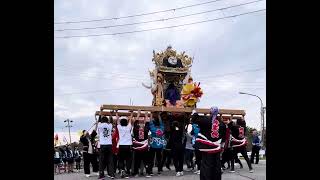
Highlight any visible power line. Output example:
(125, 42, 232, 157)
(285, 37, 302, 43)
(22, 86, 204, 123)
(55, 84, 264, 96)
(196, 67, 265, 79)
(55, 0, 264, 32)
(55, 9, 266, 39)
(55, 68, 147, 81)
(55, 67, 266, 96)
(54, 0, 226, 24)
(55, 67, 147, 78)
(54, 64, 148, 78)
(55, 66, 265, 82)
(55, 86, 141, 96)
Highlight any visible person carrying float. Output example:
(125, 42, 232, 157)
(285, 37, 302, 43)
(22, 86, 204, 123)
(195, 107, 226, 180)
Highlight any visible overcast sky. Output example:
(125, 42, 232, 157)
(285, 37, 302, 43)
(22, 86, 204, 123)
(54, 0, 266, 133)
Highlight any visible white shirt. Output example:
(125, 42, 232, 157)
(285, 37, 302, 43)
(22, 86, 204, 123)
(98, 123, 113, 145)
(117, 124, 133, 145)
(88, 138, 93, 154)
(55, 152, 60, 158)
(69, 150, 73, 157)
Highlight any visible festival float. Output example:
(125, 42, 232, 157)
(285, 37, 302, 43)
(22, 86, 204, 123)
(95, 46, 245, 122)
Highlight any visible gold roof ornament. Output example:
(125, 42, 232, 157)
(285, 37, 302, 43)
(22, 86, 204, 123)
(152, 45, 193, 73)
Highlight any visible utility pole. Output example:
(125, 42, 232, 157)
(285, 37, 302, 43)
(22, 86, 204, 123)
(239, 92, 265, 149)
(64, 119, 73, 144)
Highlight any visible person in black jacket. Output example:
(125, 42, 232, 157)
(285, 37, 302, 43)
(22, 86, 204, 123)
(66, 145, 75, 173)
(132, 111, 151, 177)
(171, 119, 187, 177)
(80, 130, 99, 177)
(230, 118, 253, 173)
(190, 112, 201, 174)
(60, 146, 68, 173)
(221, 117, 243, 170)
(160, 113, 173, 171)
(195, 107, 226, 180)
(74, 147, 82, 172)
(54, 147, 62, 174)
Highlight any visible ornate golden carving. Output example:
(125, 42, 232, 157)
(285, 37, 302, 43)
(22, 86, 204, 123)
(152, 45, 193, 71)
(158, 66, 189, 73)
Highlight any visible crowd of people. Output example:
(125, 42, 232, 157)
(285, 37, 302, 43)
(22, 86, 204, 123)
(54, 108, 261, 180)
(54, 145, 82, 174)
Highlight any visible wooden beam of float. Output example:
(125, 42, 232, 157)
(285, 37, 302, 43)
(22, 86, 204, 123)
(96, 111, 139, 117)
(95, 111, 244, 119)
(99, 105, 245, 116)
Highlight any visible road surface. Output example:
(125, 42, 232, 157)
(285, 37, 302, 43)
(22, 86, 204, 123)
(54, 160, 265, 180)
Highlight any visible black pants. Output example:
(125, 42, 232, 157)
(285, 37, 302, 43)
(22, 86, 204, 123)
(75, 158, 81, 170)
(200, 152, 221, 180)
(172, 146, 184, 172)
(118, 145, 132, 174)
(231, 146, 252, 170)
(133, 150, 150, 175)
(99, 145, 114, 177)
(235, 156, 243, 167)
(251, 145, 260, 164)
(160, 149, 172, 168)
(195, 149, 202, 170)
(221, 149, 232, 168)
(113, 154, 119, 174)
(83, 152, 98, 175)
(148, 148, 163, 173)
(185, 149, 194, 169)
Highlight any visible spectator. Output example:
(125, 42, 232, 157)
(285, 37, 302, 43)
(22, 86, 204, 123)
(74, 147, 82, 172)
(80, 130, 99, 178)
(54, 147, 62, 174)
(66, 145, 75, 173)
(60, 146, 68, 173)
(251, 130, 261, 164)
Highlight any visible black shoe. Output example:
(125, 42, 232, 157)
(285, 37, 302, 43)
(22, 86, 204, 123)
(255, 162, 259, 164)
(120, 170, 125, 178)
(98, 175, 105, 180)
(107, 174, 115, 179)
(166, 164, 171, 170)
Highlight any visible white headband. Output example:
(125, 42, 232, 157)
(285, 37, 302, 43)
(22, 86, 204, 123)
(191, 110, 197, 115)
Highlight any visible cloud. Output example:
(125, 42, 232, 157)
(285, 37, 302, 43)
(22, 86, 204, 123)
(54, 0, 266, 131)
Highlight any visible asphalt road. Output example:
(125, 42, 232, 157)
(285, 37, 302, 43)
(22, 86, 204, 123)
(54, 160, 265, 180)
